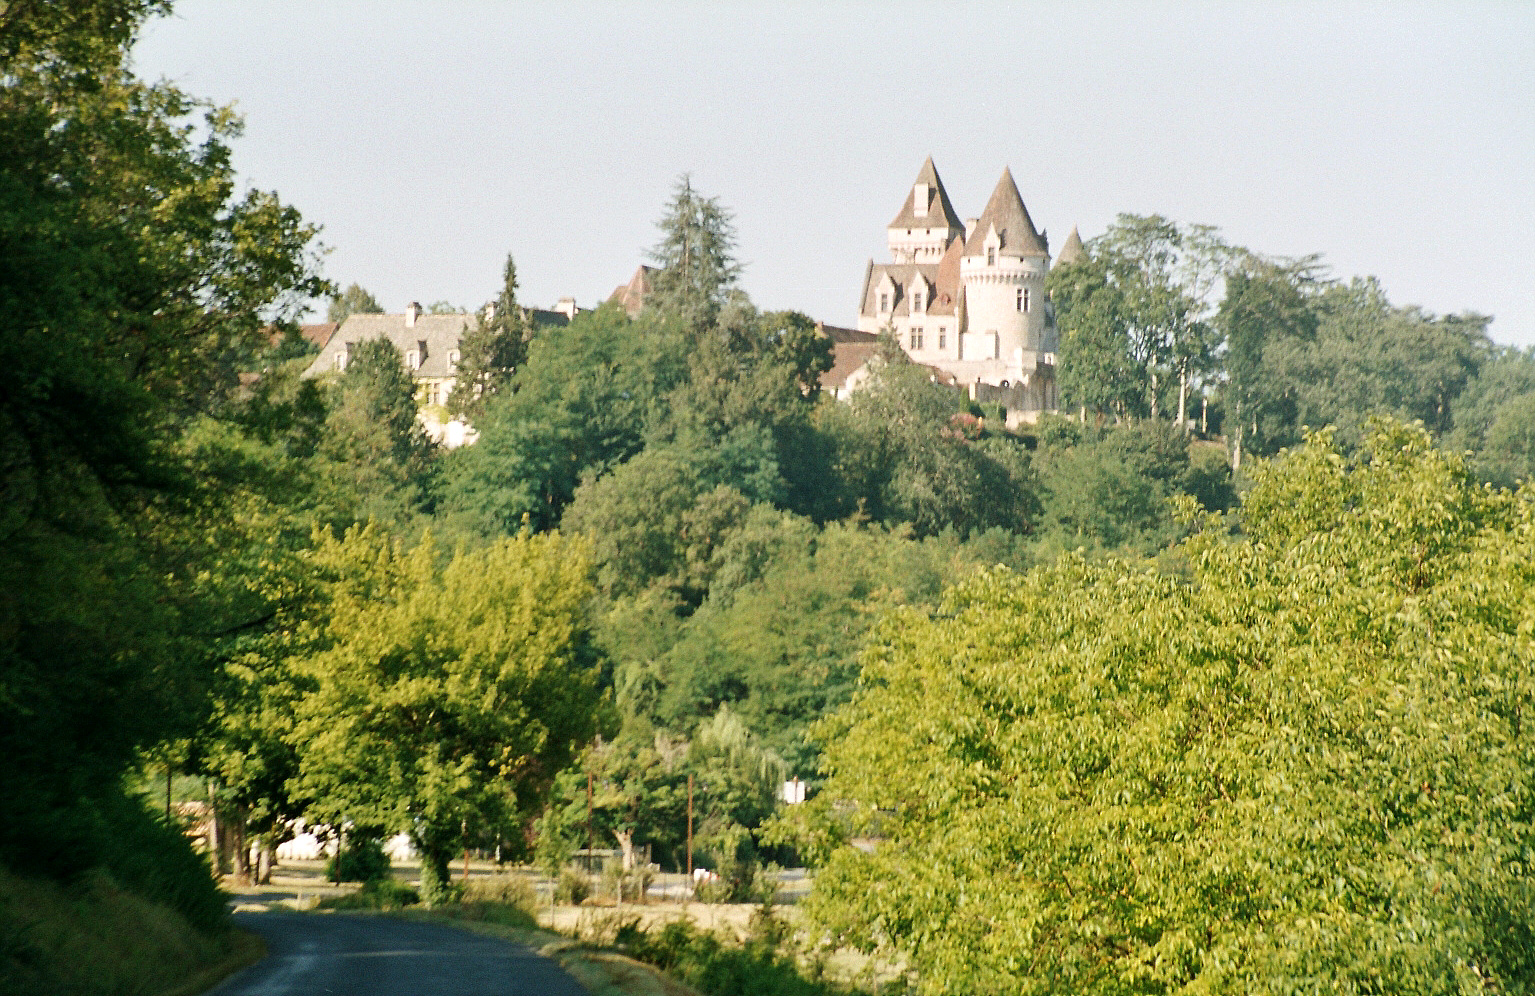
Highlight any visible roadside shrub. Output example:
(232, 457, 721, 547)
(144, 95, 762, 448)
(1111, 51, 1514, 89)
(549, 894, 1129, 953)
(463, 874, 538, 916)
(324, 832, 391, 884)
(317, 878, 419, 911)
(555, 868, 590, 904)
(622, 920, 838, 996)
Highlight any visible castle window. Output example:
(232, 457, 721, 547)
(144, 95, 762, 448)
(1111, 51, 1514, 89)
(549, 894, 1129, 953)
(912, 291, 923, 313)
(1023, 288, 1031, 312)
(406, 350, 420, 370)
(333, 352, 346, 371)
(987, 248, 996, 266)
(938, 329, 947, 350)
(879, 292, 889, 312)
(910, 328, 924, 350)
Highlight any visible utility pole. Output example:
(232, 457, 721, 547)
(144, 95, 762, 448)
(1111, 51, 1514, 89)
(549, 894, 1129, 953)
(586, 770, 594, 873)
(686, 774, 694, 880)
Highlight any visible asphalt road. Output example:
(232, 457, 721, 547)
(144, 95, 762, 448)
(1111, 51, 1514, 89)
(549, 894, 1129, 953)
(209, 913, 591, 995)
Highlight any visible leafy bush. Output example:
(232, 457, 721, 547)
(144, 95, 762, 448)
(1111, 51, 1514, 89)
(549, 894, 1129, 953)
(621, 920, 843, 996)
(317, 877, 419, 911)
(324, 832, 392, 884)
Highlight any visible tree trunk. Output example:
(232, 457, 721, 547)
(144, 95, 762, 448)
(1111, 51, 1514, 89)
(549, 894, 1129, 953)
(1232, 400, 1243, 472)
(206, 782, 222, 877)
(233, 809, 251, 886)
(1149, 371, 1159, 421)
(417, 839, 454, 907)
(1177, 364, 1189, 433)
(614, 829, 636, 872)
(257, 839, 274, 885)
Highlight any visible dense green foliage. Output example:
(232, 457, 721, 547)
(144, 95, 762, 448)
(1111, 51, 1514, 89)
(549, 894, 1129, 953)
(0, 0, 325, 929)
(796, 422, 1535, 993)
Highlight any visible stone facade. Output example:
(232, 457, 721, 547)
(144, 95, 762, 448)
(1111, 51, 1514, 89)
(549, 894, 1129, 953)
(858, 158, 1060, 426)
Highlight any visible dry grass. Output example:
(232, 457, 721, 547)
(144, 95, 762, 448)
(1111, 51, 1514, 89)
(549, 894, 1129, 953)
(0, 864, 260, 996)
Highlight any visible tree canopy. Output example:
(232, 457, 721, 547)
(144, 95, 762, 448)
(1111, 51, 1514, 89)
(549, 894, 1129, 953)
(796, 420, 1535, 994)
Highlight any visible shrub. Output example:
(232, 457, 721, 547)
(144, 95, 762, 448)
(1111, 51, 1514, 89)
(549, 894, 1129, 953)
(555, 868, 590, 904)
(621, 920, 840, 996)
(317, 878, 419, 911)
(462, 874, 539, 915)
(324, 832, 392, 884)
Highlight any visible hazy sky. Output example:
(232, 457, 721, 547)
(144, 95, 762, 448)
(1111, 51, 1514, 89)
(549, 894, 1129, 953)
(134, 2, 1534, 346)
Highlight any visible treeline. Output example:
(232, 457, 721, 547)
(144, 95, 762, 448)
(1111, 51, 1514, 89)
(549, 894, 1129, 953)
(1050, 215, 1535, 484)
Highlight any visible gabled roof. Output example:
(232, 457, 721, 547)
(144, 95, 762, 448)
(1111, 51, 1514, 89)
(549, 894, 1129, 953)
(1056, 226, 1086, 267)
(963, 168, 1048, 258)
(303, 311, 478, 381)
(887, 157, 965, 233)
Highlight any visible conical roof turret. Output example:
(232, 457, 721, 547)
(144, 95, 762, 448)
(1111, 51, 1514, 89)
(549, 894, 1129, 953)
(888, 156, 965, 232)
(962, 167, 1048, 258)
(1055, 225, 1085, 266)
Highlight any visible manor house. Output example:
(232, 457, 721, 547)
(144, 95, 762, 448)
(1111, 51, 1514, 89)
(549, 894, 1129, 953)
(857, 158, 1072, 424)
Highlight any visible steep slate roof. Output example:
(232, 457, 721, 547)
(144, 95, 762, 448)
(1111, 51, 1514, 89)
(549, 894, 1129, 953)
(859, 262, 949, 317)
(887, 156, 965, 233)
(1056, 226, 1086, 266)
(963, 168, 1048, 258)
(303, 312, 478, 381)
(608, 264, 654, 317)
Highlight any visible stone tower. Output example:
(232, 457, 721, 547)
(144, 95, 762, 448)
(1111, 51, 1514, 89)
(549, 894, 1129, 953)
(957, 168, 1051, 371)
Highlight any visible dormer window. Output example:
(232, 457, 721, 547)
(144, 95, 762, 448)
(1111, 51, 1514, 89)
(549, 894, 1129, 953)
(912, 291, 924, 313)
(406, 350, 420, 370)
(987, 248, 996, 266)
(880, 292, 890, 312)
(448, 349, 460, 370)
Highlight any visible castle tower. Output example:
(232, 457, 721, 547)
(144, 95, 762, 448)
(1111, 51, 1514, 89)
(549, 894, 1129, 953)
(957, 168, 1050, 373)
(1056, 225, 1086, 267)
(886, 157, 965, 264)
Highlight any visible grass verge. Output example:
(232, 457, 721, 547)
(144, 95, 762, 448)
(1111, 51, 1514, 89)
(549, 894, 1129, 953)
(0, 864, 262, 996)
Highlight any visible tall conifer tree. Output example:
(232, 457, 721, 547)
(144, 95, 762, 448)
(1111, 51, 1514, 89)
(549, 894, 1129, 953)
(645, 174, 741, 329)
(448, 253, 528, 419)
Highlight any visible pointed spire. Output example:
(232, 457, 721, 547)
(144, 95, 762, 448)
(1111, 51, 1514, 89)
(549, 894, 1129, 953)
(963, 167, 1047, 258)
(888, 156, 964, 232)
(1056, 226, 1085, 267)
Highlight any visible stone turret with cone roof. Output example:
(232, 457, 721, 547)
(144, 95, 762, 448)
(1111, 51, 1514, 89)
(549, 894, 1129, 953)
(887, 156, 966, 264)
(855, 159, 1061, 425)
(1056, 226, 1086, 267)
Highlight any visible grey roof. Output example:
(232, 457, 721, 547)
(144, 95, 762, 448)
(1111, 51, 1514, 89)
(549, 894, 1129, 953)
(887, 157, 965, 234)
(963, 168, 1048, 258)
(303, 311, 478, 381)
(859, 262, 956, 318)
(1056, 226, 1086, 267)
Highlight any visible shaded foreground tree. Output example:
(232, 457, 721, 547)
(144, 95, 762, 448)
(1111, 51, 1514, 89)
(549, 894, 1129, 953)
(793, 420, 1535, 994)
(0, 0, 326, 891)
(289, 527, 601, 905)
(447, 253, 529, 420)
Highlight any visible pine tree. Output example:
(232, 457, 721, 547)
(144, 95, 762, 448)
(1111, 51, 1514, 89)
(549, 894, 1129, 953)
(645, 174, 741, 329)
(447, 253, 528, 420)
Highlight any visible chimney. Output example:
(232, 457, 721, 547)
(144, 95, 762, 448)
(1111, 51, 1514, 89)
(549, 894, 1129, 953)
(405, 301, 421, 328)
(483, 301, 496, 323)
(912, 182, 929, 217)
